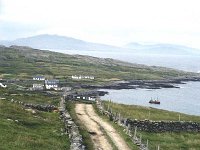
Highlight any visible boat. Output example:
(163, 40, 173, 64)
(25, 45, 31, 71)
(149, 98, 160, 104)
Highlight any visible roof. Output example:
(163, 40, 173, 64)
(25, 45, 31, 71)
(45, 80, 59, 85)
(33, 75, 45, 78)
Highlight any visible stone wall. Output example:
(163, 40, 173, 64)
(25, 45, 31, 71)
(8, 98, 57, 112)
(96, 100, 149, 150)
(97, 101, 200, 133)
(23, 103, 57, 112)
(59, 98, 85, 150)
(125, 119, 200, 132)
(2, 95, 85, 149)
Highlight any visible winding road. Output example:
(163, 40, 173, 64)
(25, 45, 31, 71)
(75, 103, 131, 150)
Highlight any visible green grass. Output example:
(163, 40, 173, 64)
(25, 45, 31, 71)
(139, 131, 200, 150)
(0, 87, 70, 150)
(103, 101, 200, 122)
(0, 46, 196, 84)
(0, 100, 70, 150)
(102, 101, 200, 150)
(0, 86, 60, 105)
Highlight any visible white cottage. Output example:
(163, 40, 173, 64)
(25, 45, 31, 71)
(72, 75, 94, 80)
(0, 83, 7, 88)
(45, 80, 59, 90)
(33, 76, 45, 81)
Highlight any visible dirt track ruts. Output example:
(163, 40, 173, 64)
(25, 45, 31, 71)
(75, 103, 131, 150)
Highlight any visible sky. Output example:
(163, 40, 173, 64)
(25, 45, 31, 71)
(0, 0, 200, 48)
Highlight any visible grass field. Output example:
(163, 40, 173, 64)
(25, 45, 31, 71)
(0, 46, 195, 84)
(103, 101, 200, 122)
(0, 88, 70, 150)
(102, 101, 200, 150)
(1, 46, 200, 150)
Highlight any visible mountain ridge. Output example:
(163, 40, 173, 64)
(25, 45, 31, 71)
(1, 34, 124, 52)
(1, 34, 200, 55)
(124, 42, 200, 55)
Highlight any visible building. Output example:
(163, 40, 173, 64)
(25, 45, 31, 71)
(32, 84, 44, 90)
(45, 79, 59, 90)
(33, 75, 45, 81)
(0, 83, 7, 88)
(72, 75, 94, 80)
(61, 87, 72, 92)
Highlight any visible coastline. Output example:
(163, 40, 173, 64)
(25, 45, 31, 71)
(80, 76, 200, 90)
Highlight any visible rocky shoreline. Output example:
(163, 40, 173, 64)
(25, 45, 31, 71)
(66, 77, 200, 98)
(81, 76, 200, 90)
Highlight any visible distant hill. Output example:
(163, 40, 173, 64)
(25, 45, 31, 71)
(0, 34, 124, 52)
(1, 34, 200, 55)
(0, 45, 195, 81)
(124, 43, 200, 55)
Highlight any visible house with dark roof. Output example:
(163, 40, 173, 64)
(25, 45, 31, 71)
(0, 83, 7, 88)
(33, 75, 45, 81)
(45, 79, 59, 90)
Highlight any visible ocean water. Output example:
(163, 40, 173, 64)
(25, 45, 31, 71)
(59, 50, 200, 115)
(57, 50, 200, 72)
(100, 81, 200, 116)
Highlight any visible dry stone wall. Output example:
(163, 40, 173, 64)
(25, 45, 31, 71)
(125, 119, 200, 132)
(59, 98, 85, 150)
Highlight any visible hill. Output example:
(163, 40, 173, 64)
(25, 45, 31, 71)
(1, 34, 200, 56)
(0, 34, 124, 52)
(0, 46, 196, 83)
(124, 43, 200, 55)
(0, 87, 70, 150)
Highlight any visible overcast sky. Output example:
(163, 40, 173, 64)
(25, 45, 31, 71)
(0, 0, 200, 48)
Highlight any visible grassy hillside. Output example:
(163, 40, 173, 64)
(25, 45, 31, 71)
(0, 46, 195, 83)
(0, 88, 69, 150)
(103, 101, 200, 122)
(102, 101, 200, 150)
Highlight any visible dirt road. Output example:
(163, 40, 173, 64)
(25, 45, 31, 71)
(75, 103, 131, 150)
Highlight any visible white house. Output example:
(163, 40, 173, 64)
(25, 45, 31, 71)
(88, 97, 96, 101)
(72, 75, 94, 80)
(0, 83, 7, 88)
(45, 80, 59, 90)
(71, 75, 80, 79)
(33, 75, 45, 81)
(32, 84, 44, 90)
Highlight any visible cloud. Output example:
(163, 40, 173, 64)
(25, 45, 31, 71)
(1, 0, 200, 48)
(0, 21, 45, 40)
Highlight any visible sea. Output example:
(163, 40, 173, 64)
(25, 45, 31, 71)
(100, 81, 200, 116)
(58, 49, 200, 116)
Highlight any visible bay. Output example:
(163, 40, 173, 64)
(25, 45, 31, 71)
(56, 49, 200, 72)
(57, 49, 200, 115)
(100, 81, 200, 116)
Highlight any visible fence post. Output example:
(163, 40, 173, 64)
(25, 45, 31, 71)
(134, 126, 137, 139)
(126, 123, 129, 134)
(148, 111, 151, 120)
(118, 113, 121, 125)
(107, 104, 110, 112)
(110, 108, 112, 114)
(139, 134, 142, 144)
(157, 145, 160, 150)
(146, 139, 149, 150)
